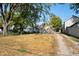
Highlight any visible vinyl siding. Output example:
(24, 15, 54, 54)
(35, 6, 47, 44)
(67, 23, 79, 37)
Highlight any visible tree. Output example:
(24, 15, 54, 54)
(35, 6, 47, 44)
(49, 15, 62, 32)
(19, 4, 51, 31)
(13, 4, 51, 34)
(12, 15, 29, 34)
(70, 3, 79, 14)
(0, 3, 16, 35)
(0, 3, 51, 35)
(0, 19, 2, 29)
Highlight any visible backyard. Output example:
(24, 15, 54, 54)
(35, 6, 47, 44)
(0, 3, 79, 56)
(0, 33, 79, 56)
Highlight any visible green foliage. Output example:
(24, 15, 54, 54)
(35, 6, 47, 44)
(18, 3, 51, 27)
(17, 49, 27, 52)
(0, 20, 2, 27)
(0, 3, 52, 35)
(12, 4, 51, 34)
(70, 3, 79, 14)
(49, 15, 62, 29)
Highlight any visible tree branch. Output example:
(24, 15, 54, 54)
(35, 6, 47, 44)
(0, 4, 5, 20)
(6, 3, 17, 23)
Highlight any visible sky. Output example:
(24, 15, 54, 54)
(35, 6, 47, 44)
(49, 4, 79, 22)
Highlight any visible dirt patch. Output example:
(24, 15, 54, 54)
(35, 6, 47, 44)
(54, 33, 73, 55)
(61, 34, 79, 55)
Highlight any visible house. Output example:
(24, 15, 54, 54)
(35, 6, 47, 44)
(64, 15, 79, 38)
(38, 23, 54, 33)
(23, 26, 34, 33)
(23, 25, 40, 33)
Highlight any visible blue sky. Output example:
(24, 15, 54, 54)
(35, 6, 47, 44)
(49, 4, 79, 22)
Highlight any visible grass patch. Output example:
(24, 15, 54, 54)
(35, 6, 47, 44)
(17, 49, 27, 52)
(71, 37, 79, 42)
(62, 33, 79, 42)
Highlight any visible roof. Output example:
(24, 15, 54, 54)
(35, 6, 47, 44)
(65, 15, 79, 27)
(67, 22, 79, 28)
(65, 15, 79, 22)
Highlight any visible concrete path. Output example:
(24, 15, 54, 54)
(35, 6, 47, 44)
(54, 33, 73, 55)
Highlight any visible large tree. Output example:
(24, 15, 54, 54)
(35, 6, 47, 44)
(0, 3, 16, 35)
(13, 4, 51, 34)
(0, 3, 51, 35)
(49, 15, 62, 32)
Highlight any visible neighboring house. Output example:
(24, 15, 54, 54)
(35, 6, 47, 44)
(64, 15, 79, 38)
(24, 25, 40, 33)
(24, 26, 34, 33)
(39, 23, 54, 33)
(43, 24, 54, 33)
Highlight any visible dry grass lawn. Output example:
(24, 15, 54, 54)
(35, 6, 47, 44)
(0, 34, 56, 56)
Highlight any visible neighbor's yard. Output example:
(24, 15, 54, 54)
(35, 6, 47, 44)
(0, 34, 56, 56)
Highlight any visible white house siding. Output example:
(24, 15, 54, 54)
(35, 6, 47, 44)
(64, 17, 79, 30)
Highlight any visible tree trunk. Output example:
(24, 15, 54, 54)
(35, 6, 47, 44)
(3, 20, 8, 36)
(19, 25, 24, 34)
